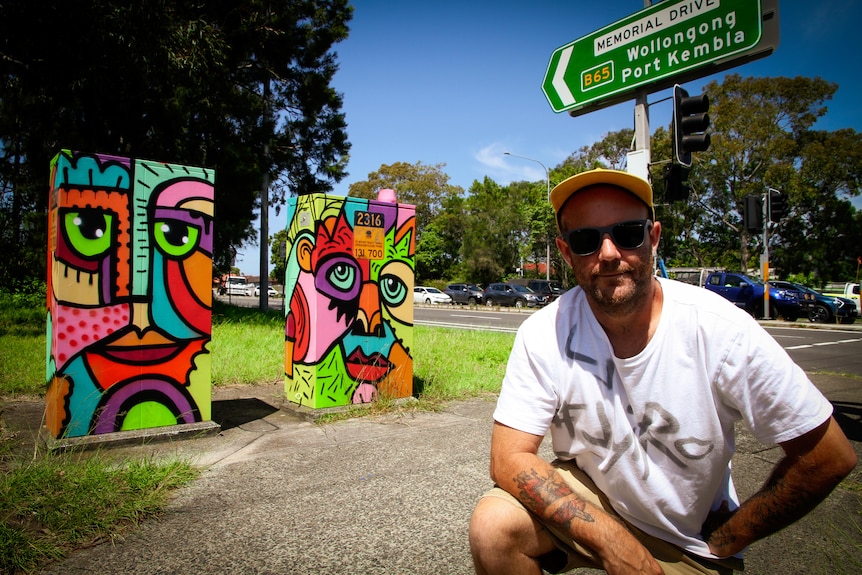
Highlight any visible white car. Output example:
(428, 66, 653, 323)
(222, 277, 254, 296)
(254, 285, 280, 298)
(413, 286, 452, 305)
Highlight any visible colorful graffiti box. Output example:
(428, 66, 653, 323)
(46, 150, 215, 438)
(283, 194, 416, 408)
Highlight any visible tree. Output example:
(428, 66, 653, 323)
(269, 228, 289, 285)
(785, 128, 862, 284)
(686, 74, 860, 280)
(0, 0, 352, 284)
(414, 193, 466, 282)
(348, 161, 464, 282)
(590, 128, 635, 170)
(348, 161, 463, 240)
(505, 179, 551, 279)
(460, 177, 526, 286)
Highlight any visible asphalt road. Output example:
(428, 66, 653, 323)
(414, 304, 862, 376)
(215, 295, 862, 376)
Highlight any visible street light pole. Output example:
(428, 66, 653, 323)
(504, 152, 551, 281)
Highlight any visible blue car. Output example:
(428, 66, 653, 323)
(704, 272, 802, 320)
(769, 281, 859, 324)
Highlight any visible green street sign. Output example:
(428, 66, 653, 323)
(542, 0, 764, 114)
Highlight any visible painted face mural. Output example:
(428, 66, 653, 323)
(283, 194, 415, 408)
(46, 150, 215, 438)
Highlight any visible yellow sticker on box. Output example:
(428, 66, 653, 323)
(353, 211, 385, 260)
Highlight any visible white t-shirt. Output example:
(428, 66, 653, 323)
(494, 277, 832, 559)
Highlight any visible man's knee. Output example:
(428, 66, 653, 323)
(470, 496, 522, 553)
(472, 495, 550, 550)
(470, 495, 559, 574)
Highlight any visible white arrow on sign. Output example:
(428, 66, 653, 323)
(552, 45, 576, 107)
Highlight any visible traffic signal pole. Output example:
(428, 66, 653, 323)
(761, 188, 785, 318)
(626, 0, 652, 182)
(762, 190, 770, 319)
(628, 90, 651, 181)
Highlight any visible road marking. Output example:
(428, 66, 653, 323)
(784, 337, 862, 350)
(414, 320, 518, 333)
(449, 314, 501, 320)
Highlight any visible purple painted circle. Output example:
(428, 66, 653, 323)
(93, 379, 197, 434)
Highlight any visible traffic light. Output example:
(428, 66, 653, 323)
(769, 189, 787, 222)
(673, 84, 711, 167)
(664, 163, 690, 203)
(744, 195, 763, 232)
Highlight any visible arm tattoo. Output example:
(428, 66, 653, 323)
(515, 468, 595, 527)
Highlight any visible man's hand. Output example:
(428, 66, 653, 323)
(704, 417, 856, 557)
(701, 500, 734, 544)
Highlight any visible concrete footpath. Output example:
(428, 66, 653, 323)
(3, 373, 861, 575)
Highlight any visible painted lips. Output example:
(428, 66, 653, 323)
(101, 328, 183, 363)
(345, 348, 391, 382)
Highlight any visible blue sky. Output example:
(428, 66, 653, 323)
(237, 0, 862, 276)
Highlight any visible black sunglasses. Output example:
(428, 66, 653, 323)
(563, 219, 652, 256)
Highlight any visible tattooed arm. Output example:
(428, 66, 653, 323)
(704, 416, 857, 557)
(489, 422, 664, 575)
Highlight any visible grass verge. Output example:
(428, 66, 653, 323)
(0, 452, 198, 575)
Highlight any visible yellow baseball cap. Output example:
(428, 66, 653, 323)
(550, 168, 654, 221)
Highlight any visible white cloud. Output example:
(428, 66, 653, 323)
(475, 142, 550, 185)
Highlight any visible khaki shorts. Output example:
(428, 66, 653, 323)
(481, 461, 744, 574)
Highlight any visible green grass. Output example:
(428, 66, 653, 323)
(210, 301, 287, 385)
(0, 334, 46, 397)
(0, 287, 47, 398)
(0, 453, 199, 574)
(412, 326, 512, 399)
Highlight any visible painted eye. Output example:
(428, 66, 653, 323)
(154, 219, 199, 257)
(327, 262, 356, 292)
(64, 209, 113, 257)
(315, 256, 362, 302)
(379, 274, 408, 307)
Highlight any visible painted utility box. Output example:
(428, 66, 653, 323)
(46, 150, 215, 438)
(283, 193, 415, 408)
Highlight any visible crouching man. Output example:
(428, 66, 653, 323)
(468, 169, 857, 575)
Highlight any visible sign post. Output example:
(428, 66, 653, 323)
(542, 0, 773, 116)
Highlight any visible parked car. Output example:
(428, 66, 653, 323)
(483, 283, 545, 308)
(254, 285, 281, 298)
(444, 283, 485, 305)
(221, 275, 255, 296)
(769, 281, 858, 324)
(507, 278, 565, 303)
(414, 286, 452, 305)
(822, 282, 861, 315)
(704, 272, 802, 320)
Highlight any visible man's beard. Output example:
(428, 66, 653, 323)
(578, 249, 655, 318)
